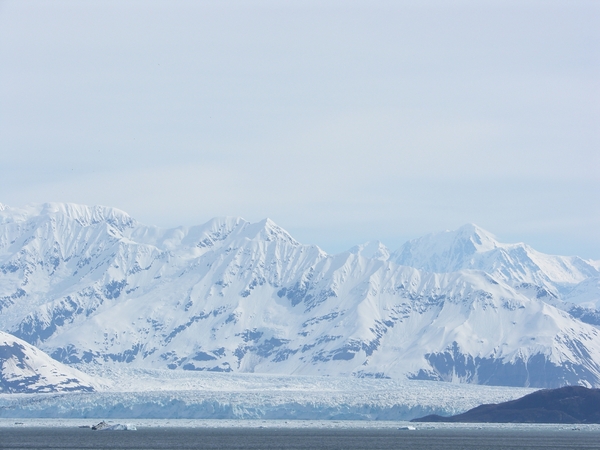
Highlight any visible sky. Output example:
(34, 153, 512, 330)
(1, 0, 598, 257)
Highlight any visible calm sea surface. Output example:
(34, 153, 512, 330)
(1, 427, 600, 450)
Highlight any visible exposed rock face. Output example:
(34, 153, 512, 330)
(412, 385, 600, 423)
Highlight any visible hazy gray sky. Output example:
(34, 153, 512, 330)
(1, 0, 598, 257)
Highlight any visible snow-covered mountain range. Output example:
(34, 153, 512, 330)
(1, 202, 599, 389)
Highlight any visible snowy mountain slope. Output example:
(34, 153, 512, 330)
(389, 224, 600, 307)
(1, 203, 600, 388)
(562, 276, 600, 309)
(0, 330, 97, 393)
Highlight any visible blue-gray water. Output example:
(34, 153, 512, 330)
(1, 428, 600, 450)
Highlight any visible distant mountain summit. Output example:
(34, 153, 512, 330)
(1, 202, 600, 388)
(391, 224, 600, 307)
(391, 224, 500, 272)
(348, 241, 390, 261)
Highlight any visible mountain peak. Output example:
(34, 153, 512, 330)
(389, 224, 598, 291)
(390, 224, 500, 273)
(239, 218, 300, 246)
(453, 223, 499, 252)
(42, 202, 135, 228)
(348, 240, 390, 260)
(1, 202, 136, 230)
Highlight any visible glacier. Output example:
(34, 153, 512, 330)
(1, 202, 600, 391)
(0, 369, 536, 420)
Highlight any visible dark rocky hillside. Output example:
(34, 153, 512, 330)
(412, 386, 600, 423)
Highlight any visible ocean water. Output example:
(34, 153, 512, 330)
(1, 426, 600, 450)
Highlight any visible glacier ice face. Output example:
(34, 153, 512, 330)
(0, 369, 536, 420)
(1, 203, 600, 388)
